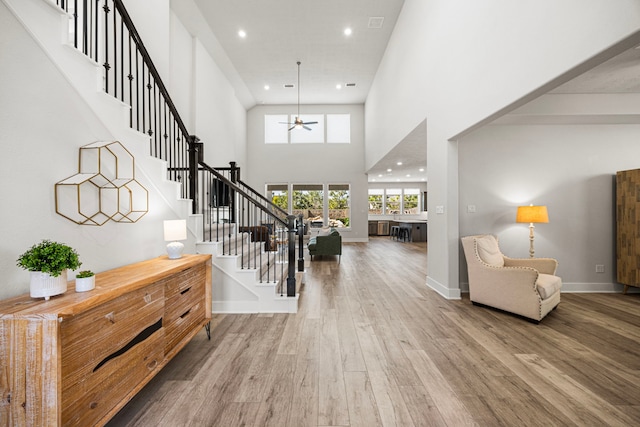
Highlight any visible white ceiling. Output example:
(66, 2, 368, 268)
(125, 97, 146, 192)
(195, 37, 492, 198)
(191, 2, 640, 183)
(194, 0, 405, 106)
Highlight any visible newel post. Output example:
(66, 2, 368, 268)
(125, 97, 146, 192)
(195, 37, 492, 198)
(297, 214, 305, 272)
(187, 135, 202, 215)
(287, 215, 297, 297)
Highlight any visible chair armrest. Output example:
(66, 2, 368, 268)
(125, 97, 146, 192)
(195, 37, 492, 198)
(503, 257, 557, 275)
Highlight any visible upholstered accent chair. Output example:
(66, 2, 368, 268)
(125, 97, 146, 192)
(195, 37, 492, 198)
(461, 234, 562, 322)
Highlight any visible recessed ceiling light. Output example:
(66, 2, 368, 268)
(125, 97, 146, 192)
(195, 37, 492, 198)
(396, 178, 400, 182)
(397, 161, 403, 166)
(387, 168, 392, 172)
(372, 179, 376, 182)
(421, 178, 426, 181)
(238, 30, 246, 38)
(419, 168, 424, 172)
(336, 84, 342, 90)
(344, 28, 352, 36)
(378, 174, 382, 177)
(264, 85, 270, 90)
(406, 174, 411, 177)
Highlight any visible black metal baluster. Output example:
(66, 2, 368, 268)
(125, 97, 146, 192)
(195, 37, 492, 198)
(82, 0, 88, 55)
(128, 34, 133, 127)
(93, 0, 99, 61)
(153, 81, 158, 155)
(103, 0, 110, 93)
(112, 1, 117, 99)
(163, 102, 168, 161)
(134, 50, 138, 132)
(147, 70, 152, 142)
(120, 17, 124, 102)
(141, 62, 146, 139)
(73, 0, 78, 49)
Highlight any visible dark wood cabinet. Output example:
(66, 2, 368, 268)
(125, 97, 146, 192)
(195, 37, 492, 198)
(616, 168, 640, 293)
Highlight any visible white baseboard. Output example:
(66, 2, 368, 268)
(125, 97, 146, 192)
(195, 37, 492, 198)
(427, 275, 461, 300)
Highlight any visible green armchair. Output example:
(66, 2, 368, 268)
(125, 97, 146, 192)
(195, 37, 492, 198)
(308, 228, 342, 262)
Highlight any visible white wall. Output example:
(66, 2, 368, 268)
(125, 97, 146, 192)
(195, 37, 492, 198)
(246, 104, 368, 241)
(366, 0, 640, 298)
(459, 124, 640, 292)
(194, 40, 247, 167)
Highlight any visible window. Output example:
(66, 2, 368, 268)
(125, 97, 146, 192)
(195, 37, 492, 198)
(266, 184, 288, 210)
(403, 188, 420, 214)
(328, 184, 350, 227)
(292, 184, 323, 223)
(368, 189, 383, 215)
(385, 189, 401, 214)
(326, 114, 350, 143)
(264, 114, 350, 144)
(264, 115, 288, 144)
(369, 188, 424, 216)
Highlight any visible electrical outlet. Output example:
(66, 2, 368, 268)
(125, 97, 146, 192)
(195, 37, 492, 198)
(595, 264, 605, 273)
(436, 205, 444, 214)
(467, 205, 476, 213)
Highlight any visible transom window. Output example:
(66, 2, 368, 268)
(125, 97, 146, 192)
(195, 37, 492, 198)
(264, 114, 350, 144)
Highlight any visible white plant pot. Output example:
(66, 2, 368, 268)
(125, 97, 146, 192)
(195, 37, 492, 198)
(30, 270, 68, 300)
(75, 276, 95, 292)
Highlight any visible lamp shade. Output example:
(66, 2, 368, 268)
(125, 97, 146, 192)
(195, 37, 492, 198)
(516, 205, 549, 223)
(163, 219, 187, 241)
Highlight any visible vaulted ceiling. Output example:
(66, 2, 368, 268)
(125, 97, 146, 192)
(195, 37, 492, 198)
(189, 1, 640, 183)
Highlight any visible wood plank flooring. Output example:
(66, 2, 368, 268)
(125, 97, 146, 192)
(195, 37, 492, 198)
(107, 237, 640, 426)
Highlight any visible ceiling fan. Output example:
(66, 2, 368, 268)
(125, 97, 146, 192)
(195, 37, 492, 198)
(281, 61, 317, 131)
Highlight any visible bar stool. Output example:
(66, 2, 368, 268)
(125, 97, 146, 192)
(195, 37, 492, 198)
(399, 226, 412, 242)
(390, 225, 400, 240)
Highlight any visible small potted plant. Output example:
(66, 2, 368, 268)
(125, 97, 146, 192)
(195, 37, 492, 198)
(16, 239, 81, 300)
(75, 270, 95, 292)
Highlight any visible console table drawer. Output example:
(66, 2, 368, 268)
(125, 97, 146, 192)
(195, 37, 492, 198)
(164, 262, 206, 299)
(62, 328, 165, 426)
(165, 300, 206, 353)
(60, 282, 164, 383)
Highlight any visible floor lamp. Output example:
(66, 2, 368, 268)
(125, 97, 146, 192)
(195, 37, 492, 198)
(516, 205, 549, 258)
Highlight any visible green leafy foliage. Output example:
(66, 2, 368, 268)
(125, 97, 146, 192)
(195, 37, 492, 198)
(16, 240, 82, 277)
(76, 270, 94, 278)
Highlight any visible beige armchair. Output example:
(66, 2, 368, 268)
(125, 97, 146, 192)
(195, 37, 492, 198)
(461, 234, 562, 322)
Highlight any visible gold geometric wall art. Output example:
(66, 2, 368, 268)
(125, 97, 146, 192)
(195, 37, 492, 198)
(55, 141, 149, 225)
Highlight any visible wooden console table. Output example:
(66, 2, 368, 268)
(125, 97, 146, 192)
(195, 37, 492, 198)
(0, 254, 211, 426)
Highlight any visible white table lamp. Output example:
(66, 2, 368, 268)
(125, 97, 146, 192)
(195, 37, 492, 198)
(164, 219, 187, 259)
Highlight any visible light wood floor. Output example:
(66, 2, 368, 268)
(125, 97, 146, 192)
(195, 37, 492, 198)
(108, 237, 640, 426)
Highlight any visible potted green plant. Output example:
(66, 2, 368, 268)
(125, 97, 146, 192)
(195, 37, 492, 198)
(75, 270, 95, 292)
(16, 239, 81, 300)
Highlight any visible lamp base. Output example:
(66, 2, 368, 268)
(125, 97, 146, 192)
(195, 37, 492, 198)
(166, 241, 184, 259)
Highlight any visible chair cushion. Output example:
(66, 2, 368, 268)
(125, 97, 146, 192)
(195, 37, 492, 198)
(475, 235, 504, 267)
(536, 273, 562, 300)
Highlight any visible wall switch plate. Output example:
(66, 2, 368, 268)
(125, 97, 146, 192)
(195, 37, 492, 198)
(595, 264, 605, 273)
(467, 205, 476, 213)
(436, 206, 444, 214)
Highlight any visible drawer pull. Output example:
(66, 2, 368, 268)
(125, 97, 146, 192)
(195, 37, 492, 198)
(180, 309, 191, 319)
(93, 318, 162, 372)
(180, 286, 192, 295)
